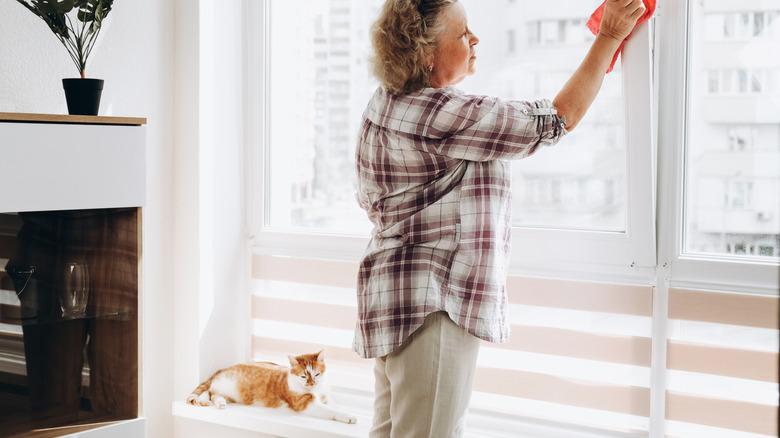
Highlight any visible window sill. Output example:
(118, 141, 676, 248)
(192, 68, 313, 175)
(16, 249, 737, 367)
(172, 388, 646, 438)
(172, 390, 372, 438)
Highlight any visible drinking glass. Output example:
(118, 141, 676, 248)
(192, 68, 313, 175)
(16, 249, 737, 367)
(60, 263, 89, 317)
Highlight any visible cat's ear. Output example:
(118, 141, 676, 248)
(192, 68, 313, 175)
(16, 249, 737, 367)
(316, 349, 325, 362)
(287, 354, 299, 367)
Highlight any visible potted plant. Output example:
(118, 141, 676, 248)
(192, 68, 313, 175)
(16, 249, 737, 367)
(16, 0, 115, 116)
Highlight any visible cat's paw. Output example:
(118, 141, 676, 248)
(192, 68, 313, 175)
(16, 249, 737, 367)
(196, 392, 213, 406)
(186, 393, 213, 407)
(212, 395, 228, 409)
(334, 412, 357, 424)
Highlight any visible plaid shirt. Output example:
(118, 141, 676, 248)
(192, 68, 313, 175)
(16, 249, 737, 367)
(353, 86, 567, 359)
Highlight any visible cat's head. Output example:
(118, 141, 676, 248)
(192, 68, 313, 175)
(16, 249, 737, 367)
(287, 350, 326, 390)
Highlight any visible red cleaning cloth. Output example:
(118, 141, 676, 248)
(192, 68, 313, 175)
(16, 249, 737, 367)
(586, 0, 656, 73)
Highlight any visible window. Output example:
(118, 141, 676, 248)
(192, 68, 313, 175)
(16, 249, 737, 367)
(250, 0, 655, 433)
(724, 181, 754, 209)
(253, 0, 655, 279)
(706, 69, 768, 95)
(527, 19, 594, 47)
(728, 126, 754, 151)
(683, 0, 780, 262)
(527, 21, 540, 45)
(507, 29, 516, 53)
(658, 3, 780, 436)
(242, 0, 780, 437)
(458, 0, 653, 278)
(705, 10, 780, 40)
(469, 5, 628, 230)
(263, 0, 381, 237)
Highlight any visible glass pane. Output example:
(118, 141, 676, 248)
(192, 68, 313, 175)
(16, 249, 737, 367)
(460, 0, 626, 231)
(0, 209, 139, 436)
(684, 1, 780, 260)
(267, 0, 383, 235)
(267, 0, 626, 234)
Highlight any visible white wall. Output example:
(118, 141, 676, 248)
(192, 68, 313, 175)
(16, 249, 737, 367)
(172, 0, 255, 434)
(0, 1, 177, 436)
(171, 0, 251, 404)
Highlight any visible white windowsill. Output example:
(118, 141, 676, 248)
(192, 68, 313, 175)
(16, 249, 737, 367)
(172, 388, 647, 438)
(172, 389, 372, 438)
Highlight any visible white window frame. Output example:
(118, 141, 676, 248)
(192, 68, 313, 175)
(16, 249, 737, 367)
(509, 21, 655, 283)
(657, 0, 780, 296)
(246, 0, 657, 284)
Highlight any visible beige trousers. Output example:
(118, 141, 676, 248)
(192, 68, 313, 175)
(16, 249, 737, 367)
(370, 311, 482, 438)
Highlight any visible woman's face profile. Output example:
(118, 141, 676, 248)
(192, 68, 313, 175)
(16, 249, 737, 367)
(430, 2, 479, 88)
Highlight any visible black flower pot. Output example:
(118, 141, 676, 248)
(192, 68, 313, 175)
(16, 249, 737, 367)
(62, 78, 104, 116)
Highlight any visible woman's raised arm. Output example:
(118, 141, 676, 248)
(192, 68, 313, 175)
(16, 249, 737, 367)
(552, 0, 646, 131)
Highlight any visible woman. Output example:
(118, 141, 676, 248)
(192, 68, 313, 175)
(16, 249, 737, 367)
(354, 0, 645, 436)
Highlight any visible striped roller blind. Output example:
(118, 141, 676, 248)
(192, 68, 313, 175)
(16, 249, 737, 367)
(251, 254, 655, 434)
(665, 288, 779, 438)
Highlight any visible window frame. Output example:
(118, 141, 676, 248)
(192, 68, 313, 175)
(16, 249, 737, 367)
(508, 21, 656, 283)
(246, 0, 658, 284)
(657, 0, 780, 297)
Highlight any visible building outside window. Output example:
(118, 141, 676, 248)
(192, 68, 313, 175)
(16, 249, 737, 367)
(705, 10, 780, 40)
(686, 0, 780, 260)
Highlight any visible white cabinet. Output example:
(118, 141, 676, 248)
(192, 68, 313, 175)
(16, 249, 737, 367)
(0, 114, 146, 213)
(0, 113, 146, 438)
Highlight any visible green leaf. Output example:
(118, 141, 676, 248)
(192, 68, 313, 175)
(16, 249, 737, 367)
(32, 0, 76, 14)
(15, 0, 113, 76)
(77, 8, 92, 23)
(57, 0, 75, 13)
(18, 0, 71, 39)
(78, 0, 112, 27)
(30, 0, 56, 14)
(47, 13, 70, 38)
(93, 1, 103, 26)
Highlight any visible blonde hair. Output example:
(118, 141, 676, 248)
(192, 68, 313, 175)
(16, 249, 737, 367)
(370, 0, 456, 95)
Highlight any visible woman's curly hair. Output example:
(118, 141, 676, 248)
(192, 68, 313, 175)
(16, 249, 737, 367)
(370, 0, 456, 95)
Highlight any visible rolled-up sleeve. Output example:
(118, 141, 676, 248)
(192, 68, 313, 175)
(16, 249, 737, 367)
(424, 93, 568, 162)
(361, 86, 568, 163)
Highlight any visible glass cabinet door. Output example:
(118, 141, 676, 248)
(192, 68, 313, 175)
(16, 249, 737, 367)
(0, 208, 139, 437)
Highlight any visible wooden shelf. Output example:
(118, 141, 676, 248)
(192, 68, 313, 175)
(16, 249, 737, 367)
(0, 112, 146, 126)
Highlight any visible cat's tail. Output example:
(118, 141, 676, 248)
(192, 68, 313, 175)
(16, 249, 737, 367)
(186, 379, 213, 406)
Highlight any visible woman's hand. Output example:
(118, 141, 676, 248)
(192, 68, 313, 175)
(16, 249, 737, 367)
(599, 0, 646, 42)
(552, 0, 646, 131)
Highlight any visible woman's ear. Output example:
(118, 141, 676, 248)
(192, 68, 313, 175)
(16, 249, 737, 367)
(422, 49, 435, 72)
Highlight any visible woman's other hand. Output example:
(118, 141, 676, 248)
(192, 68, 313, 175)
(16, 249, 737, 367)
(599, 0, 646, 42)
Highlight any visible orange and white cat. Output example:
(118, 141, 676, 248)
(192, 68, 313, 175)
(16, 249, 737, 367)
(186, 350, 357, 424)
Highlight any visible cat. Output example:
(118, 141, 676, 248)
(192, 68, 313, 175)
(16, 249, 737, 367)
(186, 350, 357, 424)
